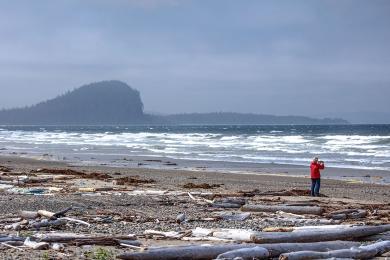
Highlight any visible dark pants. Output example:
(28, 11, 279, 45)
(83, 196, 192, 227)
(311, 178, 321, 196)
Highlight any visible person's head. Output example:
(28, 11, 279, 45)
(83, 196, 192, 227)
(313, 157, 319, 163)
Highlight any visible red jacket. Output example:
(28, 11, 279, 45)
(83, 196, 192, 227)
(310, 162, 325, 179)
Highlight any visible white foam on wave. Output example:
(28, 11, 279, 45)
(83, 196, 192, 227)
(0, 129, 389, 171)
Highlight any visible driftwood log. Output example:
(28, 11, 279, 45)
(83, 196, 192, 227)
(251, 224, 390, 243)
(37, 233, 136, 246)
(279, 240, 390, 260)
(241, 205, 324, 215)
(117, 241, 360, 260)
(0, 236, 24, 243)
(32, 219, 67, 229)
(216, 246, 269, 259)
(361, 231, 390, 241)
(20, 211, 39, 219)
(212, 203, 242, 208)
(23, 237, 49, 250)
(212, 229, 255, 242)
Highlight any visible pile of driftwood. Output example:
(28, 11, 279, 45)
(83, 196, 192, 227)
(115, 189, 390, 259)
(0, 206, 140, 251)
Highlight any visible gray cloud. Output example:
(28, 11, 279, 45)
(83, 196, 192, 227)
(0, 0, 389, 121)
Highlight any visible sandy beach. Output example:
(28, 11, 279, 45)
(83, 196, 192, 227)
(0, 155, 389, 259)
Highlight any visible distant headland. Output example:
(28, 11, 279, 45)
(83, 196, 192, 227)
(0, 81, 348, 125)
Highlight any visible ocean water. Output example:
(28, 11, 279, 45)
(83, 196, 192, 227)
(0, 124, 389, 171)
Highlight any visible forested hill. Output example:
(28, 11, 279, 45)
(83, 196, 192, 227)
(0, 81, 348, 125)
(0, 81, 146, 124)
(162, 112, 348, 125)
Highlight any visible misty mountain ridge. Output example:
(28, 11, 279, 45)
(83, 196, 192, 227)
(0, 81, 145, 124)
(0, 81, 348, 125)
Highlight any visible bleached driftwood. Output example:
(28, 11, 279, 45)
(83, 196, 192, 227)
(117, 240, 142, 247)
(241, 205, 324, 215)
(51, 243, 65, 251)
(0, 217, 22, 223)
(292, 224, 354, 232)
(58, 217, 90, 226)
(37, 210, 55, 219)
(213, 212, 251, 221)
(20, 211, 39, 219)
(279, 240, 390, 260)
(181, 237, 231, 242)
(37, 207, 73, 220)
(188, 192, 213, 204)
(187, 228, 255, 242)
(262, 216, 336, 226)
(212, 229, 255, 242)
(263, 225, 353, 233)
(23, 237, 49, 250)
(252, 224, 390, 244)
(144, 230, 183, 239)
(4, 220, 29, 230)
(117, 241, 360, 260)
(191, 227, 213, 237)
(216, 246, 269, 259)
(1, 242, 25, 251)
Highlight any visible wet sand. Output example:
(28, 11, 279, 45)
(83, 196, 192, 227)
(1, 155, 389, 205)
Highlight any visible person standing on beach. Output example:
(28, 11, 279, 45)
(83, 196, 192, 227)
(310, 157, 325, 196)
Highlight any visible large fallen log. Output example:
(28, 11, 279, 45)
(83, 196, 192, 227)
(36, 233, 136, 246)
(241, 205, 324, 215)
(279, 240, 390, 260)
(0, 236, 24, 243)
(216, 246, 269, 259)
(117, 241, 359, 260)
(360, 231, 390, 241)
(251, 224, 390, 244)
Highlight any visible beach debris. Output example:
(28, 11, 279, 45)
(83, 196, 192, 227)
(0, 165, 12, 172)
(117, 241, 361, 260)
(279, 240, 390, 260)
(216, 246, 270, 259)
(37, 233, 138, 246)
(31, 168, 112, 180)
(237, 188, 312, 197)
(326, 208, 368, 220)
(212, 211, 251, 221)
(164, 161, 177, 166)
(115, 176, 155, 185)
(23, 237, 49, 250)
(183, 182, 222, 189)
(241, 204, 324, 215)
(251, 224, 390, 244)
(0, 164, 389, 259)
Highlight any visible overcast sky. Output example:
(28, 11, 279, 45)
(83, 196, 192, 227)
(0, 0, 389, 120)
